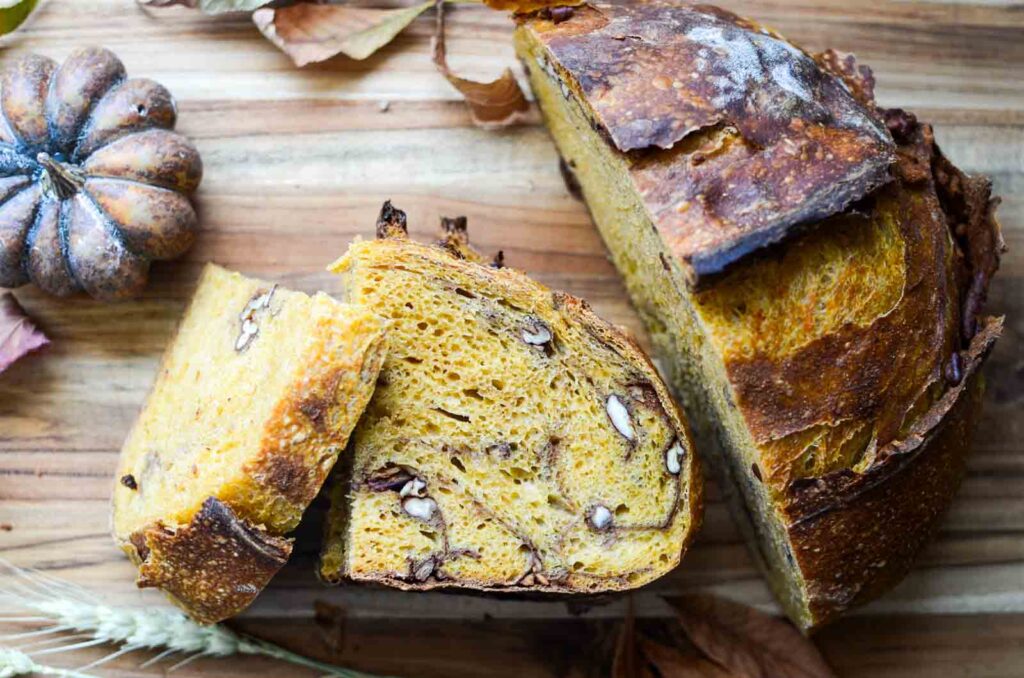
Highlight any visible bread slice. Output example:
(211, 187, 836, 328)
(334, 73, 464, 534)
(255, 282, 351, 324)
(516, 3, 1003, 629)
(112, 264, 387, 623)
(319, 203, 702, 592)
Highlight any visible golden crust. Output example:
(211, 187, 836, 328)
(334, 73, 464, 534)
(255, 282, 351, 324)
(726, 123, 958, 451)
(242, 316, 389, 521)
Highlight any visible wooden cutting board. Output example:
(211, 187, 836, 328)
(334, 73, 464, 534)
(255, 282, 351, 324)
(1, 1, 1021, 676)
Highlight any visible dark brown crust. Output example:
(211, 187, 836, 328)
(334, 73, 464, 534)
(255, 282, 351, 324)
(725, 115, 996, 457)
(375, 199, 408, 238)
(930, 137, 1005, 342)
(298, 394, 331, 432)
(526, 2, 894, 284)
(244, 323, 388, 513)
(726, 123, 958, 448)
(814, 49, 877, 109)
(248, 451, 316, 507)
(714, 113, 1001, 628)
(127, 497, 293, 625)
(114, 265, 387, 623)
(784, 317, 1000, 626)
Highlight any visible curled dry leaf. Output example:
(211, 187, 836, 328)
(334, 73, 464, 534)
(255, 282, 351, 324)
(253, 1, 435, 66)
(613, 597, 735, 678)
(612, 598, 653, 678)
(640, 638, 735, 678)
(138, 0, 270, 13)
(432, 0, 530, 128)
(313, 600, 348, 654)
(0, 293, 48, 374)
(663, 595, 837, 678)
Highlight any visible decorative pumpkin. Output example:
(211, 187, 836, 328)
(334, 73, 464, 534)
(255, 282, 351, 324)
(0, 47, 201, 301)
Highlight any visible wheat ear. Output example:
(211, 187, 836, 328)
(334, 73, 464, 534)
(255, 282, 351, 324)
(0, 559, 389, 677)
(0, 647, 98, 677)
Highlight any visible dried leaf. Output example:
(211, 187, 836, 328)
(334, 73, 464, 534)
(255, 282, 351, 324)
(138, 0, 270, 13)
(481, 0, 583, 13)
(612, 598, 653, 678)
(0, 293, 48, 374)
(663, 595, 836, 678)
(432, 0, 530, 128)
(313, 600, 348, 653)
(253, 1, 434, 66)
(0, 0, 41, 38)
(640, 638, 736, 678)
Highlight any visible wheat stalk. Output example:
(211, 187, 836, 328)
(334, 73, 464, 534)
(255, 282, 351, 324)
(0, 559, 388, 678)
(0, 647, 99, 677)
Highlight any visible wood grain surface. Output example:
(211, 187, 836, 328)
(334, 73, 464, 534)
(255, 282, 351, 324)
(0, 1, 1021, 676)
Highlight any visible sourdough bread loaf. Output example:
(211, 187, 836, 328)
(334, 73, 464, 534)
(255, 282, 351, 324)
(319, 203, 702, 592)
(516, 2, 1004, 629)
(112, 264, 387, 623)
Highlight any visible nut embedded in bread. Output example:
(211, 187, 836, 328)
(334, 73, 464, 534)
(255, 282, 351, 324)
(319, 203, 702, 593)
(516, 2, 1003, 629)
(112, 263, 387, 623)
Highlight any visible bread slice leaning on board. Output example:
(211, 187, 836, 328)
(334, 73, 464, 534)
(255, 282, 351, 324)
(112, 264, 388, 623)
(319, 203, 702, 592)
(111, 211, 703, 622)
(515, 1, 1004, 630)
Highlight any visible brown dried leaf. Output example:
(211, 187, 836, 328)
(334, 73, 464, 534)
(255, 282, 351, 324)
(664, 595, 836, 678)
(612, 599, 653, 678)
(481, 0, 583, 12)
(640, 638, 736, 678)
(0, 292, 48, 374)
(313, 600, 348, 653)
(431, 0, 530, 128)
(253, 1, 434, 66)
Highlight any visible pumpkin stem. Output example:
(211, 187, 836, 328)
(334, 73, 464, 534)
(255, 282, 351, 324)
(36, 152, 84, 200)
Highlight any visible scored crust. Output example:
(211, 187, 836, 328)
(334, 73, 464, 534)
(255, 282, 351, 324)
(320, 203, 703, 593)
(784, 316, 1000, 621)
(521, 2, 895, 285)
(516, 2, 1004, 630)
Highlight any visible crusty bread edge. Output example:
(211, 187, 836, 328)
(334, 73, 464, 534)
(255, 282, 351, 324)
(112, 263, 388, 623)
(786, 316, 1001, 629)
(125, 497, 293, 625)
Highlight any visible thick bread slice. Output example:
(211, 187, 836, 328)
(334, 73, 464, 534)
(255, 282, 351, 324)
(112, 263, 387, 623)
(516, 2, 1004, 629)
(319, 204, 702, 593)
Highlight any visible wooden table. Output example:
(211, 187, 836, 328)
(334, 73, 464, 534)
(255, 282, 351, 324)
(1, 1, 1021, 676)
